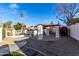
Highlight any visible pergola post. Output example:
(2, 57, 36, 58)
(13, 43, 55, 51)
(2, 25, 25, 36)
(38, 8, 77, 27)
(37, 25, 43, 40)
(5, 30, 7, 37)
(0, 28, 3, 42)
(55, 26, 59, 39)
(13, 29, 15, 37)
(46, 27, 49, 36)
(34, 30, 37, 36)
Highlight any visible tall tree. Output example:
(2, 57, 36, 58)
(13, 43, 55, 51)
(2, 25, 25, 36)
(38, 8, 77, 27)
(19, 13, 25, 33)
(57, 3, 79, 25)
(20, 13, 24, 18)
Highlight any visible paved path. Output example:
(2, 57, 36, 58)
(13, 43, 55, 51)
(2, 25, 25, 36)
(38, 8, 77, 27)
(13, 37, 29, 41)
(20, 36, 79, 56)
(0, 37, 28, 56)
(0, 37, 15, 46)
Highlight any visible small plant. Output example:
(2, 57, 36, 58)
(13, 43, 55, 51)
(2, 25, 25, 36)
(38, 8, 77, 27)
(5, 51, 23, 56)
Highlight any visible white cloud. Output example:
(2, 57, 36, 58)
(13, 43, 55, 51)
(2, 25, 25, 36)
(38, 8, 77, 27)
(9, 3, 19, 9)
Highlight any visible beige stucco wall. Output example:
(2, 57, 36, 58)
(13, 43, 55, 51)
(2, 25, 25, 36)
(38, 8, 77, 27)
(70, 23, 79, 40)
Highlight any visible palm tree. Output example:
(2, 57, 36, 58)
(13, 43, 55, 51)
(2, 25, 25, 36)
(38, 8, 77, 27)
(20, 13, 24, 18)
(19, 13, 25, 34)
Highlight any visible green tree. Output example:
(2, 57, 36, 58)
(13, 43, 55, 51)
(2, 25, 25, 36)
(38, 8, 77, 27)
(69, 18, 79, 25)
(3, 21, 12, 28)
(14, 22, 22, 30)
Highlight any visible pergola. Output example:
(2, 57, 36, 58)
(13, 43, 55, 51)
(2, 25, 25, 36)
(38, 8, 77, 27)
(4, 28, 24, 38)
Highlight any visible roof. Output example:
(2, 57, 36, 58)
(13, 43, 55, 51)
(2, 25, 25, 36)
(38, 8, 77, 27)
(27, 26, 37, 30)
(37, 24, 58, 27)
(26, 24, 59, 30)
(4, 28, 13, 30)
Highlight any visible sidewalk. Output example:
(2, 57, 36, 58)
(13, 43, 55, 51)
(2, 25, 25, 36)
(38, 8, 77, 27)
(0, 36, 29, 56)
(0, 36, 29, 46)
(13, 37, 30, 41)
(0, 37, 15, 46)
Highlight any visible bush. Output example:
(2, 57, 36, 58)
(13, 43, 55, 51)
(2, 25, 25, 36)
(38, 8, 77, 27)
(59, 27, 68, 36)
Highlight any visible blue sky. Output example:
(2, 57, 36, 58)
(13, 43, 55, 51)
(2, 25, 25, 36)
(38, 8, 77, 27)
(0, 3, 61, 26)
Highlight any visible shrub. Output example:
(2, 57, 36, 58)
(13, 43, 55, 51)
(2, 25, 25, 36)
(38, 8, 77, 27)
(4, 51, 23, 56)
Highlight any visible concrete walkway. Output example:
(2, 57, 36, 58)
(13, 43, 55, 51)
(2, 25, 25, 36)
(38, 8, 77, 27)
(0, 37, 15, 46)
(0, 37, 28, 56)
(0, 36, 29, 46)
(13, 37, 29, 41)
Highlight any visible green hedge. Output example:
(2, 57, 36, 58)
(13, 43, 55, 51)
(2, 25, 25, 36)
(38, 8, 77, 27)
(69, 18, 79, 25)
